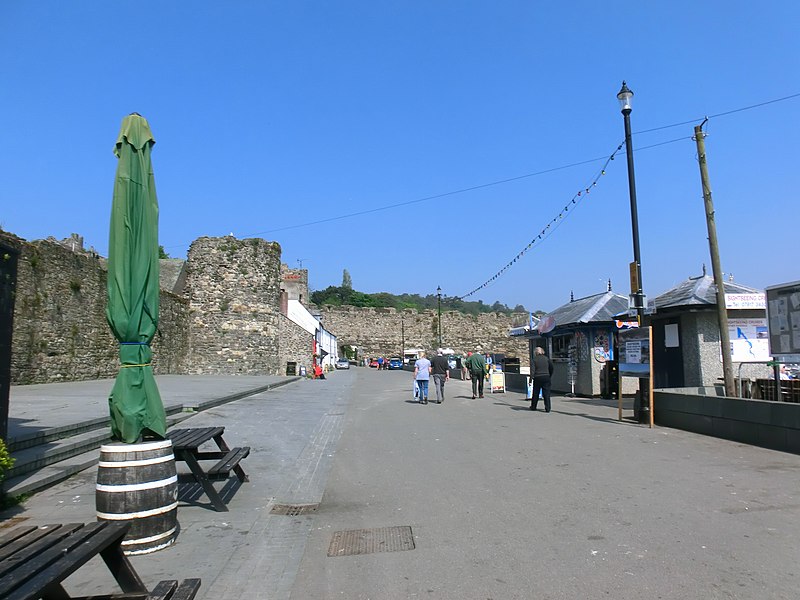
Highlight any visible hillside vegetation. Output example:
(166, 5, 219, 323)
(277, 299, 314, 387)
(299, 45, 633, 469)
(310, 285, 530, 316)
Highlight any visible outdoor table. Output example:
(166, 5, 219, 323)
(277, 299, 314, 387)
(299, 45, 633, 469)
(166, 426, 250, 512)
(0, 521, 148, 600)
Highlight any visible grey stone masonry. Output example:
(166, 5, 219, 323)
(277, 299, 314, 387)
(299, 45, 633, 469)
(2, 231, 188, 384)
(184, 236, 283, 375)
(318, 305, 529, 365)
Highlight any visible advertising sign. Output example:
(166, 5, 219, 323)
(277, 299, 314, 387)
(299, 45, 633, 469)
(489, 372, 505, 393)
(617, 327, 651, 377)
(725, 293, 766, 310)
(728, 318, 769, 363)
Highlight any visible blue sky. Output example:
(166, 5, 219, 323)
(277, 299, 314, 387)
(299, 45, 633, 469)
(1, 2, 797, 312)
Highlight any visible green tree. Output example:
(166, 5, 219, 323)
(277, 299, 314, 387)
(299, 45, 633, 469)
(158, 245, 170, 259)
(342, 269, 352, 290)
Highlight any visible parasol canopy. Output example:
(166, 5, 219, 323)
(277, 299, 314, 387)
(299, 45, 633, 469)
(106, 113, 167, 443)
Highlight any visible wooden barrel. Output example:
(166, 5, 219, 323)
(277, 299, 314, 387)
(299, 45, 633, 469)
(96, 440, 178, 555)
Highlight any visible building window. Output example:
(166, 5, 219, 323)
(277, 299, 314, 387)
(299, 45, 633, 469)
(552, 334, 573, 359)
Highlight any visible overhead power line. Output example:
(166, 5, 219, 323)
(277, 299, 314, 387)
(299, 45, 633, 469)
(163, 91, 799, 252)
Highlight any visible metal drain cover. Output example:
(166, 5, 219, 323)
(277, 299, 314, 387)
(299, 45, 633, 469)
(328, 526, 415, 557)
(270, 503, 319, 516)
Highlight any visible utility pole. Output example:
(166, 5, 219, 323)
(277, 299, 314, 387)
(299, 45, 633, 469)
(694, 121, 735, 397)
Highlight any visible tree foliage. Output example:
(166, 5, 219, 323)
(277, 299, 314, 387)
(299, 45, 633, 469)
(342, 269, 352, 290)
(309, 286, 529, 315)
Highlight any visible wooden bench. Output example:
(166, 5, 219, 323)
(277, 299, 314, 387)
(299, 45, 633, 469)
(167, 427, 250, 511)
(207, 446, 251, 479)
(148, 578, 202, 600)
(0, 522, 201, 600)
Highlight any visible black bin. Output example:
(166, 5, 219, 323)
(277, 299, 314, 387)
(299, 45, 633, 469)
(286, 362, 297, 376)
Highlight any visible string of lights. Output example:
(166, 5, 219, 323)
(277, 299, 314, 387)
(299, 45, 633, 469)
(455, 142, 623, 300)
(454, 133, 692, 300)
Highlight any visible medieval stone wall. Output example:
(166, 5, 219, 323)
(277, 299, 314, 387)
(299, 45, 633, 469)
(2, 231, 189, 384)
(183, 236, 283, 375)
(317, 305, 529, 365)
(4, 227, 526, 383)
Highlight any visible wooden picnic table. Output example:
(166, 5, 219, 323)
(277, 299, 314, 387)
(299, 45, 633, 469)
(0, 521, 200, 600)
(167, 426, 250, 512)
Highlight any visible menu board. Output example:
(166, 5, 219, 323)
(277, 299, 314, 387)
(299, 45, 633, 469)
(766, 281, 800, 361)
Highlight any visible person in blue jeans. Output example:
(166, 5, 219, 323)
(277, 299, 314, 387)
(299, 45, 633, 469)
(414, 351, 432, 404)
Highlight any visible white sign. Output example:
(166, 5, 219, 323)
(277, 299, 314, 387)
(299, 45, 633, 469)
(725, 293, 766, 310)
(625, 341, 642, 364)
(728, 318, 770, 362)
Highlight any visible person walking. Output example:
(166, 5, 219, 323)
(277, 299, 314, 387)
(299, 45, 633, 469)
(414, 351, 432, 404)
(531, 346, 554, 412)
(430, 348, 450, 404)
(465, 351, 487, 398)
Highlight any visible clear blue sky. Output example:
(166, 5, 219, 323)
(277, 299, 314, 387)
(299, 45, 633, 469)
(1, 2, 797, 312)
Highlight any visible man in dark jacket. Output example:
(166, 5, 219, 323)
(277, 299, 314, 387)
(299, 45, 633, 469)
(465, 351, 487, 399)
(531, 346, 554, 412)
(430, 349, 450, 403)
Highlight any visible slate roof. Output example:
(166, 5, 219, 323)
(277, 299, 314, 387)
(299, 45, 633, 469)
(653, 274, 762, 310)
(540, 291, 629, 328)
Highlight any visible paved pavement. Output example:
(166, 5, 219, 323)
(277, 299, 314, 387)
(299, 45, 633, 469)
(4, 369, 800, 599)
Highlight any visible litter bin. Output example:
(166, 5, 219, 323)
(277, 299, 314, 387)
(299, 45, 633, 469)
(286, 362, 297, 376)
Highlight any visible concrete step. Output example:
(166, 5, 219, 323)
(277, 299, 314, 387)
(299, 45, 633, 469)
(2, 379, 297, 498)
(7, 404, 186, 452)
(4, 411, 193, 493)
(3, 449, 100, 497)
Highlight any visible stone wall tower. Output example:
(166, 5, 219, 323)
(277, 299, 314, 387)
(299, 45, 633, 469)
(184, 236, 282, 375)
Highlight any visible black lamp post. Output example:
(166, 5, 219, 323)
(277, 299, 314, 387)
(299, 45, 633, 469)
(617, 81, 645, 323)
(401, 313, 405, 362)
(617, 81, 649, 423)
(436, 286, 442, 348)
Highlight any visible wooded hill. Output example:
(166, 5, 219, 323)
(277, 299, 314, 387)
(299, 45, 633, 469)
(310, 285, 533, 316)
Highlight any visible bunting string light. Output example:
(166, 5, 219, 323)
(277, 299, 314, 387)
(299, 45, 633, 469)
(456, 141, 626, 301)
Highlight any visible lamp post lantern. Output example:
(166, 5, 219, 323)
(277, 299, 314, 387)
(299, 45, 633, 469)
(617, 81, 649, 424)
(436, 286, 442, 348)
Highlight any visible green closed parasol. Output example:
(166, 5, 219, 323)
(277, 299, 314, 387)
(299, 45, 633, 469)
(106, 113, 167, 443)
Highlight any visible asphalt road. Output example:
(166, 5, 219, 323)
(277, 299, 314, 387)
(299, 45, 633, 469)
(292, 367, 800, 599)
(7, 368, 800, 599)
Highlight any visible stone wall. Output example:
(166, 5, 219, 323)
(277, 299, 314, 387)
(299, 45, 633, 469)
(183, 236, 283, 375)
(2, 231, 189, 384)
(317, 305, 529, 365)
(4, 227, 527, 383)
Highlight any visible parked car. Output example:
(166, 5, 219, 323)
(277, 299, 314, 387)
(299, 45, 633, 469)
(369, 359, 380, 368)
(388, 357, 403, 370)
(335, 358, 350, 370)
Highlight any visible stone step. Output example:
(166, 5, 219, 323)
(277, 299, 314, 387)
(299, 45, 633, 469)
(7, 403, 186, 452)
(3, 449, 100, 497)
(4, 411, 193, 486)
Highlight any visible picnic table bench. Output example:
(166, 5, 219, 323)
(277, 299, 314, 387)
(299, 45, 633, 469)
(167, 426, 250, 512)
(0, 521, 200, 600)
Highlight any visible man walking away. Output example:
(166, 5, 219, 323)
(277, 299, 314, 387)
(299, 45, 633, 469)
(465, 351, 486, 398)
(531, 346, 554, 412)
(414, 351, 432, 404)
(431, 348, 450, 404)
